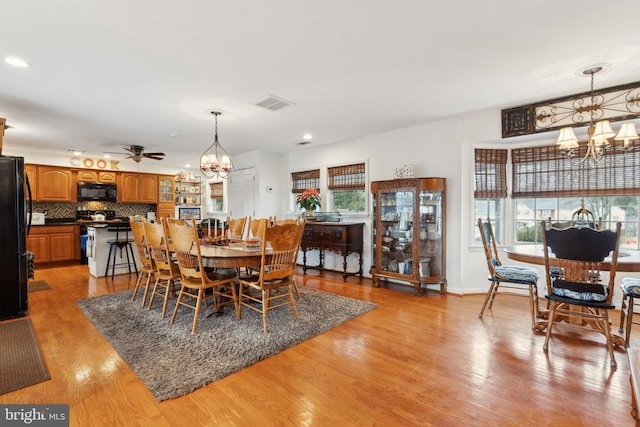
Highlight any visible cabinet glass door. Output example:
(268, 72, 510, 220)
(418, 190, 442, 279)
(379, 188, 414, 275)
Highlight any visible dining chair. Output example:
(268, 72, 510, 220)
(269, 216, 305, 299)
(542, 221, 622, 367)
(129, 217, 155, 307)
(247, 217, 269, 240)
(144, 219, 181, 318)
(477, 218, 541, 330)
(167, 218, 239, 333)
(226, 216, 247, 241)
(237, 220, 304, 333)
(618, 277, 640, 348)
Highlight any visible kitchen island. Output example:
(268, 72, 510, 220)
(87, 224, 140, 278)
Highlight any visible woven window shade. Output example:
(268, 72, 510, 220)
(328, 163, 366, 190)
(512, 142, 640, 198)
(474, 149, 508, 198)
(291, 169, 320, 194)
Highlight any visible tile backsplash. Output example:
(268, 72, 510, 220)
(33, 201, 156, 219)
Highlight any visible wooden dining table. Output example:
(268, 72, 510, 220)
(504, 245, 640, 273)
(196, 244, 271, 270)
(504, 244, 640, 344)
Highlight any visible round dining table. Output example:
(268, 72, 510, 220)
(197, 244, 268, 269)
(504, 245, 640, 273)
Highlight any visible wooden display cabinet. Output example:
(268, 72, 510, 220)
(157, 175, 175, 219)
(370, 177, 446, 295)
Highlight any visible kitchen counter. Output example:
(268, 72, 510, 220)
(30, 218, 127, 226)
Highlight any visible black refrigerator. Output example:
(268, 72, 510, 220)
(0, 155, 31, 320)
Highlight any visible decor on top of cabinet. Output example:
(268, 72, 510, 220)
(393, 164, 415, 179)
(296, 188, 321, 217)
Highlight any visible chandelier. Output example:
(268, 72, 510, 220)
(557, 66, 639, 164)
(200, 111, 232, 179)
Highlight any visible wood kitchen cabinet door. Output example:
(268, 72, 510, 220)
(25, 164, 38, 201)
(119, 172, 157, 203)
(37, 166, 75, 201)
(26, 234, 50, 263)
(98, 171, 117, 182)
(49, 232, 76, 262)
(77, 169, 98, 182)
(138, 174, 158, 203)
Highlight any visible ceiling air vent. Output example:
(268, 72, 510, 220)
(255, 94, 293, 111)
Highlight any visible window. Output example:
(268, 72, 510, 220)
(291, 169, 320, 194)
(512, 143, 640, 248)
(328, 163, 366, 213)
(473, 149, 508, 243)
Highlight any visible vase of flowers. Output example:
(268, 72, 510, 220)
(296, 188, 321, 217)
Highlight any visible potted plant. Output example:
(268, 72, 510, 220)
(296, 188, 321, 217)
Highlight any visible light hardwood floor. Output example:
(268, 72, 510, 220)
(1, 263, 637, 426)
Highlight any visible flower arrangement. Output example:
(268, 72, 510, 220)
(296, 188, 321, 211)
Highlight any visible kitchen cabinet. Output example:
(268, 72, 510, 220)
(37, 166, 75, 202)
(119, 172, 158, 203)
(157, 175, 175, 219)
(370, 177, 446, 296)
(301, 222, 364, 281)
(25, 164, 37, 200)
(27, 225, 79, 264)
(175, 176, 202, 206)
(76, 169, 117, 183)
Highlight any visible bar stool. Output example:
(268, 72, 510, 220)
(105, 222, 138, 279)
(619, 277, 640, 348)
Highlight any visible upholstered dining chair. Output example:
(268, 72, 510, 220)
(129, 217, 155, 307)
(542, 221, 622, 367)
(477, 218, 541, 330)
(237, 220, 304, 333)
(167, 218, 239, 333)
(144, 219, 181, 318)
(619, 277, 640, 348)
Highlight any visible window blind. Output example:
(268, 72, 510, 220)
(327, 162, 366, 190)
(474, 148, 508, 198)
(512, 142, 640, 198)
(291, 169, 320, 194)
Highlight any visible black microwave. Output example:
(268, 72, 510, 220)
(77, 182, 118, 201)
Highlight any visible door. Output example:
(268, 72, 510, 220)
(229, 168, 255, 218)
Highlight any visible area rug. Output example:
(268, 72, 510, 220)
(28, 280, 51, 292)
(77, 287, 376, 401)
(0, 318, 51, 395)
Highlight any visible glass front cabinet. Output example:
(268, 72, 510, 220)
(370, 177, 446, 296)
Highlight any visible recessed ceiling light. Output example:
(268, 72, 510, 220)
(303, 134, 312, 140)
(185, 164, 191, 168)
(5, 57, 30, 68)
(65, 149, 84, 155)
(103, 154, 111, 158)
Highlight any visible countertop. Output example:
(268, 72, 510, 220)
(31, 218, 127, 226)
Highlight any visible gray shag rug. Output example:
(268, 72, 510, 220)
(77, 287, 376, 401)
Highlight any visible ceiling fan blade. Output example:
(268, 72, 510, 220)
(144, 155, 164, 160)
(143, 152, 165, 157)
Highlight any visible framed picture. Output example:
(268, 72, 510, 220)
(178, 207, 201, 220)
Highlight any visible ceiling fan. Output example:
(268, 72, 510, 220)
(104, 145, 166, 163)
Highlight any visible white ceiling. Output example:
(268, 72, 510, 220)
(2, 0, 640, 170)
